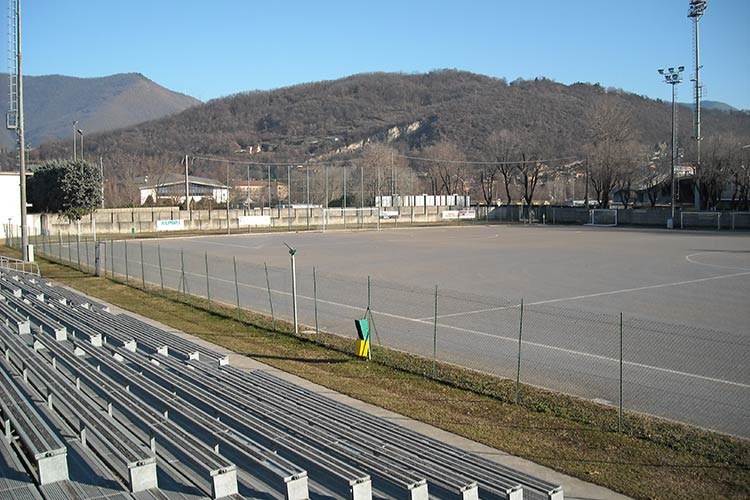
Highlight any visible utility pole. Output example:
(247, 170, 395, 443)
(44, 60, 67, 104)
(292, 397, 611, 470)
(73, 120, 78, 160)
(184, 155, 191, 215)
(658, 66, 685, 226)
(100, 156, 104, 208)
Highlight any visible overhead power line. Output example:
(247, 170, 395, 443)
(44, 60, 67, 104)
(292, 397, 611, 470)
(191, 153, 583, 168)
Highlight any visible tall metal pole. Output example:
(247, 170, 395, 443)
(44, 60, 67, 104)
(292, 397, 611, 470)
(73, 120, 78, 160)
(185, 155, 191, 215)
(287, 165, 292, 230)
(659, 66, 684, 225)
(226, 165, 230, 234)
(15, 0, 28, 260)
(670, 82, 677, 222)
(267, 164, 272, 212)
(689, 1, 707, 192)
(100, 156, 104, 208)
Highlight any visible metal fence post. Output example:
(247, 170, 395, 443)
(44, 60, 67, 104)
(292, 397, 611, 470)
(158, 246, 165, 296)
(179, 249, 187, 295)
(313, 267, 319, 334)
(140, 242, 146, 290)
(515, 299, 524, 404)
(264, 262, 275, 331)
(124, 241, 129, 283)
(233, 256, 241, 321)
(110, 239, 114, 280)
(67, 229, 72, 262)
(432, 284, 438, 378)
(619, 312, 623, 433)
(58, 231, 62, 261)
(204, 252, 211, 309)
(85, 237, 90, 272)
(76, 233, 81, 270)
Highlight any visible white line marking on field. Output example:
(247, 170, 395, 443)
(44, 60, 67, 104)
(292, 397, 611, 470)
(426, 269, 750, 321)
(685, 252, 750, 272)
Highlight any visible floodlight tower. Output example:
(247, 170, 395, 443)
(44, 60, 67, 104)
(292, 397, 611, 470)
(688, 0, 707, 179)
(6, 0, 28, 260)
(658, 66, 685, 226)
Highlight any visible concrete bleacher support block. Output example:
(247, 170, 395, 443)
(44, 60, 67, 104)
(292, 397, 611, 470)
(90, 334, 103, 347)
(124, 340, 137, 353)
(36, 449, 69, 485)
(459, 483, 479, 500)
(507, 485, 524, 500)
(16, 320, 30, 335)
(408, 480, 429, 500)
(218, 356, 229, 366)
(112, 352, 125, 362)
(548, 487, 564, 500)
(210, 466, 238, 499)
(157, 345, 169, 356)
(128, 458, 158, 493)
(349, 477, 373, 500)
(284, 472, 309, 500)
(189, 351, 200, 361)
(73, 346, 86, 357)
(54, 327, 67, 341)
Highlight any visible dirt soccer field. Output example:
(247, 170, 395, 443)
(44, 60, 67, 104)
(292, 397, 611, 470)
(103, 224, 749, 437)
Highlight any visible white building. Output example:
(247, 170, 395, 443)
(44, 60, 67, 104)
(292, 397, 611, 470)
(0, 172, 42, 240)
(136, 174, 228, 206)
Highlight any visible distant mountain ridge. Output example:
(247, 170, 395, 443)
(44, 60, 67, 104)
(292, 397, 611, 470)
(679, 100, 740, 112)
(0, 73, 201, 149)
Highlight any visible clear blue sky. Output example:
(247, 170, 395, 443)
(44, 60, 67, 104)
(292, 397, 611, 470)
(14, 0, 750, 109)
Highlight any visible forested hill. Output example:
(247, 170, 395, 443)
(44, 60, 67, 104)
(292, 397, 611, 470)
(0, 72, 201, 149)
(29, 70, 750, 175)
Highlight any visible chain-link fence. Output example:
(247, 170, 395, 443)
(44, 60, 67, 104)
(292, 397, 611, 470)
(11, 229, 750, 439)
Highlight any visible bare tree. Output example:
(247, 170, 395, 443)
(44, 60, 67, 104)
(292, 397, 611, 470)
(585, 97, 637, 208)
(357, 143, 408, 205)
(422, 142, 466, 195)
(695, 134, 738, 210)
(485, 130, 522, 205)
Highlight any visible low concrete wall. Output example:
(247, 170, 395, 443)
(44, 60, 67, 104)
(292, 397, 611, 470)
(38, 205, 475, 236)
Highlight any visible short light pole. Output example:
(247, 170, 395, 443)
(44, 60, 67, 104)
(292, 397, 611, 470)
(658, 66, 684, 226)
(77, 128, 84, 161)
(72, 120, 78, 160)
(284, 242, 299, 334)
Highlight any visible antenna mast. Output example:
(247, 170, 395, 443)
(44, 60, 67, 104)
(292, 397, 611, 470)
(7, 0, 28, 260)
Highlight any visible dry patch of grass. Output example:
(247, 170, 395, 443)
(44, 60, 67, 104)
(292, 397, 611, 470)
(7, 248, 749, 499)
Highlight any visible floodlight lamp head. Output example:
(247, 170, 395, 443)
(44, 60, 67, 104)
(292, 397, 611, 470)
(678, 66, 685, 72)
(688, 0, 707, 18)
(668, 67, 675, 73)
(658, 68, 665, 75)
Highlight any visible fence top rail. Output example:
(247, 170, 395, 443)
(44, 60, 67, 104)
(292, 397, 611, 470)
(0, 258, 40, 277)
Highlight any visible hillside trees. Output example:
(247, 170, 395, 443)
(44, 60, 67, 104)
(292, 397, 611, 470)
(28, 159, 102, 220)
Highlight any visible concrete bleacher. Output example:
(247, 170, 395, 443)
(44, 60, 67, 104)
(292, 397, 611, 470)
(0, 268, 564, 500)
